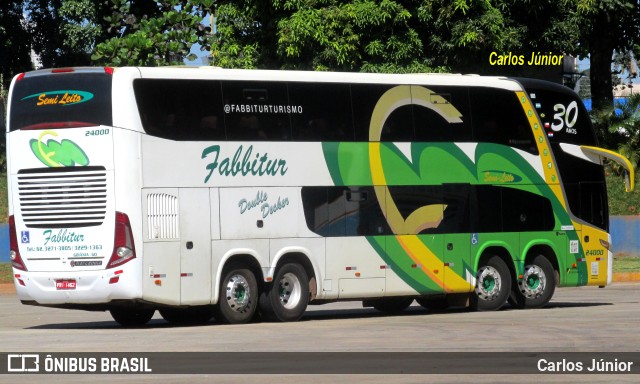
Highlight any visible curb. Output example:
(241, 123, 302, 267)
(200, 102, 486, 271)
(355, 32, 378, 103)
(612, 272, 640, 282)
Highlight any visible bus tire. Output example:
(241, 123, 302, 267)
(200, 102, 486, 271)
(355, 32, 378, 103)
(371, 297, 413, 314)
(159, 307, 215, 325)
(260, 263, 309, 322)
(470, 256, 511, 311)
(509, 255, 556, 309)
(215, 267, 258, 324)
(110, 307, 155, 326)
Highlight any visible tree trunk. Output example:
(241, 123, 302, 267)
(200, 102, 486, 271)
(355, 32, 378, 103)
(589, 11, 615, 111)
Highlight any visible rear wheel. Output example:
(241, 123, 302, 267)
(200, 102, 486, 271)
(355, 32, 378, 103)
(159, 307, 215, 325)
(215, 267, 258, 324)
(371, 297, 413, 314)
(110, 307, 155, 326)
(260, 263, 309, 322)
(509, 255, 555, 309)
(470, 256, 511, 311)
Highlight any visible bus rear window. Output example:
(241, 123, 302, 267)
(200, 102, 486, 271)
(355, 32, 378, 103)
(9, 72, 112, 131)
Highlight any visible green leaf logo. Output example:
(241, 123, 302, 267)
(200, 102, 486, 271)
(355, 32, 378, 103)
(30, 130, 90, 167)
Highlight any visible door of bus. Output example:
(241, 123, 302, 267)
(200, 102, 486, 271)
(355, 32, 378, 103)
(142, 188, 212, 305)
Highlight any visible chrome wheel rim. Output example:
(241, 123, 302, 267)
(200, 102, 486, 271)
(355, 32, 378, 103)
(278, 272, 302, 310)
(475, 266, 502, 301)
(519, 264, 546, 299)
(225, 274, 251, 312)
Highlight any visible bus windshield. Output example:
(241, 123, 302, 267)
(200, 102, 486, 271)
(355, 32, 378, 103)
(517, 78, 608, 230)
(9, 70, 112, 131)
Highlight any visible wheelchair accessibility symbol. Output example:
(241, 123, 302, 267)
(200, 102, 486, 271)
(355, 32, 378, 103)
(21, 231, 30, 244)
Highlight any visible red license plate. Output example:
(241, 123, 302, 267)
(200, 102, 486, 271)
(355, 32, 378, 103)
(55, 280, 77, 290)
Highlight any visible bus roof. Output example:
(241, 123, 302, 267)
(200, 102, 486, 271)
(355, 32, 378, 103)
(129, 66, 524, 91)
(15, 66, 531, 91)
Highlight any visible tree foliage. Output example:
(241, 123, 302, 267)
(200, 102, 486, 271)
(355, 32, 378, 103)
(566, 0, 640, 110)
(209, 0, 584, 75)
(0, 1, 33, 88)
(92, 0, 214, 66)
(0, 1, 639, 112)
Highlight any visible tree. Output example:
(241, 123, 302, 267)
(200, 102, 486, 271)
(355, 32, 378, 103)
(568, 0, 640, 110)
(92, 0, 214, 66)
(1, 1, 31, 172)
(209, 1, 581, 75)
(0, 1, 33, 90)
(211, 0, 453, 72)
(25, 0, 100, 67)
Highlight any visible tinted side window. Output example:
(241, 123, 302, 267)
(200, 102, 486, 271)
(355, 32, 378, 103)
(565, 180, 609, 230)
(389, 185, 444, 233)
(352, 84, 408, 141)
(221, 81, 291, 141)
(381, 105, 414, 142)
(134, 79, 225, 140)
(500, 187, 554, 231)
(388, 184, 471, 234)
(473, 185, 554, 232)
(288, 82, 354, 141)
(414, 87, 472, 142)
(552, 144, 608, 230)
(469, 88, 538, 154)
(303, 184, 553, 236)
(473, 185, 503, 232)
(301, 186, 390, 237)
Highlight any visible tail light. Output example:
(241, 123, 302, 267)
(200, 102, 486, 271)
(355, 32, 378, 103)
(8, 216, 27, 271)
(106, 212, 136, 269)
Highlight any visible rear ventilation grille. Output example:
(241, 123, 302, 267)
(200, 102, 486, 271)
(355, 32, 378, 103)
(147, 193, 179, 240)
(17, 167, 108, 228)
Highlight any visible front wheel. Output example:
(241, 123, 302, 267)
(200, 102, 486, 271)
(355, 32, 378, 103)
(509, 255, 556, 309)
(260, 263, 309, 322)
(110, 307, 155, 327)
(215, 267, 258, 324)
(470, 256, 512, 311)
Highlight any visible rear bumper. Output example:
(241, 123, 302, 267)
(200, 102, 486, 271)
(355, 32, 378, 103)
(13, 259, 142, 305)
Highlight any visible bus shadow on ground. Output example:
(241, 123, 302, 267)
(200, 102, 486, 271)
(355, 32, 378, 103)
(25, 301, 612, 330)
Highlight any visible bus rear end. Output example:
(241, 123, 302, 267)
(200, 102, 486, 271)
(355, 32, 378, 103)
(6, 68, 142, 308)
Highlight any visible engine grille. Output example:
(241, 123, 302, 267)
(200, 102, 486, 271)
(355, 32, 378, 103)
(17, 167, 108, 228)
(147, 193, 179, 240)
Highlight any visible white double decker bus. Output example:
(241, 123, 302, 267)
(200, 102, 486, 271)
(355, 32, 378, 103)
(6, 67, 633, 325)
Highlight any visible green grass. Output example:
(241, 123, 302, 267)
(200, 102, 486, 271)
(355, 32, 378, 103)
(1, 262, 11, 283)
(607, 170, 640, 215)
(613, 255, 640, 273)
